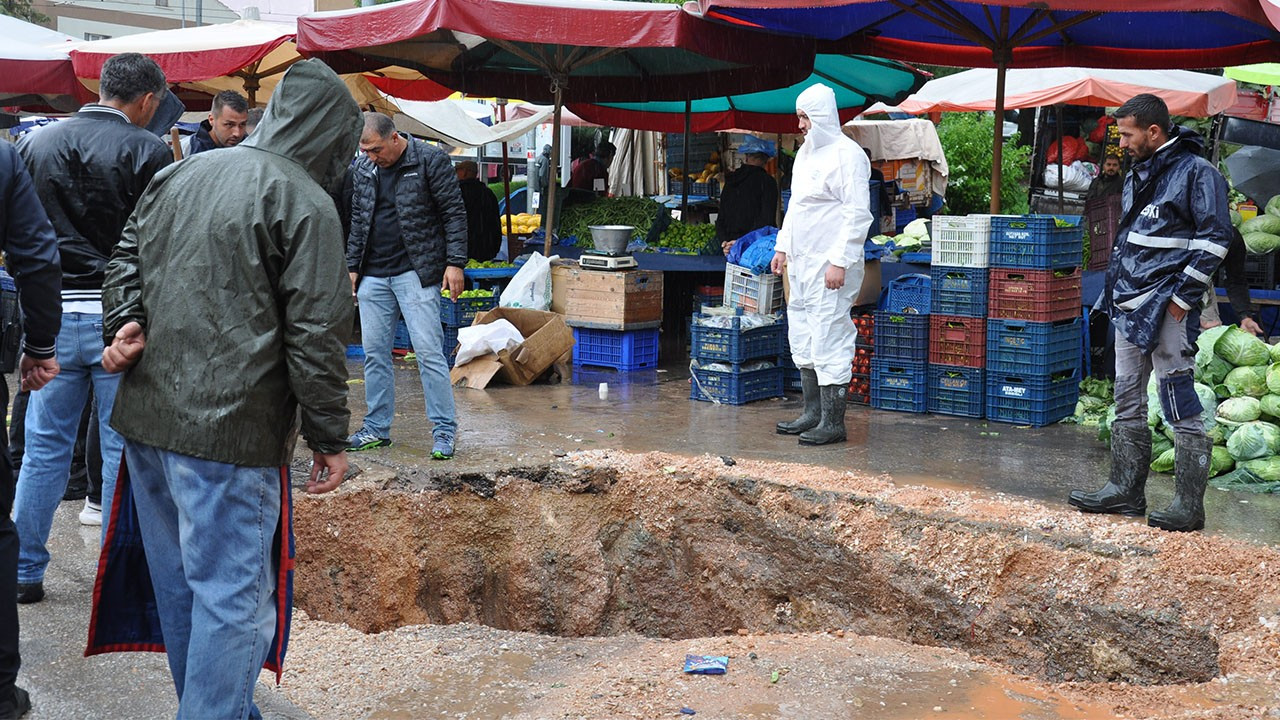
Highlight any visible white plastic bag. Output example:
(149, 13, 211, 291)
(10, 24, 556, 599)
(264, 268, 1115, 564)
(454, 319, 525, 366)
(500, 252, 558, 310)
(1043, 161, 1093, 193)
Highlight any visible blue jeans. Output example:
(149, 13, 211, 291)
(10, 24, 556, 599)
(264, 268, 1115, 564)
(13, 313, 124, 583)
(356, 271, 456, 438)
(125, 440, 279, 720)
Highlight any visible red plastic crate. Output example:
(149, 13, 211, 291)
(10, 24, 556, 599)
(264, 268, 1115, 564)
(848, 372, 871, 405)
(987, 266, 1082, 322)
(928, 315, 986, 368)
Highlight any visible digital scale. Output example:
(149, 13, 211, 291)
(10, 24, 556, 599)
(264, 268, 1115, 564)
(579, 249, 638, 270)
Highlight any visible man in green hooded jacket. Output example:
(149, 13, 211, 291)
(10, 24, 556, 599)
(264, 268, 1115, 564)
(97, 59, 359, 719)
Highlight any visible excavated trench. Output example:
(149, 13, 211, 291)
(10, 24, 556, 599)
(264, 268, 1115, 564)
(292, 453, 1279, 688)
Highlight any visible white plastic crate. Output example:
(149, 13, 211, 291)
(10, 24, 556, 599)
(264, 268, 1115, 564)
(932, 215, 991, 268)
(724, 263, 784, 314)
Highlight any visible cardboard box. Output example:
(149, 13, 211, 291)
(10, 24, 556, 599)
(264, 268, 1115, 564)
(449, 307, 575, 389)
(551, 266, 664, 329)
(855, 259, 882, 307)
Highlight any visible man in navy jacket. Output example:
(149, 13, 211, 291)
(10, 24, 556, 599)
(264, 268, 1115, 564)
(1070, 94, 1233, 533)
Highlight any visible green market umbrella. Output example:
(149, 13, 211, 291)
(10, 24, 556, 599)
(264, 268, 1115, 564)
(1225, 64, 1280, 86)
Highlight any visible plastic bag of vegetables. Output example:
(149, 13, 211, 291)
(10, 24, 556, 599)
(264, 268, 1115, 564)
(1225, 420, 1280, 461)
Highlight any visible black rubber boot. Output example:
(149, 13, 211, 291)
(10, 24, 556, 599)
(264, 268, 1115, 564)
(777, 368, 820, 435)
(1068, 421, 1150, 516)
(799, 384, 847, 446)
(1148, 433, 1210, 532)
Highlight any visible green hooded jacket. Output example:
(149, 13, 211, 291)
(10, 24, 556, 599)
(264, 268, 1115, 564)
(103, 60, 361, 467)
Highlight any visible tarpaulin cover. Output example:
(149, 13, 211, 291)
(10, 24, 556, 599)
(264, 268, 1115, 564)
(571, 54, 925, 134)
(697, 0, 1280, 69)
(0, 15, 92, 111)
(296, 0, 814, 103)
(391, 97, 551, 147)
(70, 19, 296, 82)
(870, 67, 1238, 117)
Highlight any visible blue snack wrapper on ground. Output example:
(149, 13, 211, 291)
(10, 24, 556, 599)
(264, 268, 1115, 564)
(683, 655, 729, 674)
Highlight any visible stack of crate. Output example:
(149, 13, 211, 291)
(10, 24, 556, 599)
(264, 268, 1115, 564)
(552, 267, 664, 371)
(440, 294, 498, 367)
(689, 308, 786, 404)
(926, 216, 991, 418)
(871, 275, 930, 413)
(985, 215, 1084, 426)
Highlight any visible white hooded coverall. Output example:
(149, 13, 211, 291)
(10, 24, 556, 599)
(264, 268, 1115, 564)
(775, 84, 874, 386)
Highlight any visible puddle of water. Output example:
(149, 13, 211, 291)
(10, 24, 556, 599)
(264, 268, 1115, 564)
(366, 651, 535, 720)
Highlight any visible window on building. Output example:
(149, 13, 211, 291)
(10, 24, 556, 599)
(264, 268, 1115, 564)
(83, 32, 112, 40)
(155, 0, 168, 7)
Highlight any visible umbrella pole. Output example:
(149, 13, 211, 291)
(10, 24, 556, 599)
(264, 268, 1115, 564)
(681, 99, 691, 218)
(990, 58, 1007, 214)
(1056, 104, 1065, 215)
(498, 100, 514, 243)
(775, 132, 783, 227)
(544, 86, 564, 257)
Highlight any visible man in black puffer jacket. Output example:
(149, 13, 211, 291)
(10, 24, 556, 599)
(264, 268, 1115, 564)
(13, 52, 171, 605)
(339, 111, 468, 460)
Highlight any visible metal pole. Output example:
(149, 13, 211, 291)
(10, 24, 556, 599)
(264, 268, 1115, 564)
(543, 87, 563, 257)
(681, 98, 691, 218)
(498, 99, 514, 241)
(990, 58, 1007, 214)
(1056, 104, 1065, 214)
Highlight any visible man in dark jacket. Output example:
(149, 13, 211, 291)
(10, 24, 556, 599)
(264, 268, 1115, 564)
(0, 143, 63, 720)
(1069, 94, 1233, 533)
(340, 112, 468, 459)
(568, 141, 615, 196)
(97, 59, 357, 719)
(717, 136, 779, 254)
(180, 89, 249, 157)
(13, 52, 171, 605)
(456, 160, 502, 261)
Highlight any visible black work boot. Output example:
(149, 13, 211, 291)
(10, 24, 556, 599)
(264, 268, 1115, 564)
(777, 368, 820, 435)
(1068, 421, 1150, 516)
(799, 385, 848, 446)
(1148, 433, 1211, 532)
(0, 686, 31, 719)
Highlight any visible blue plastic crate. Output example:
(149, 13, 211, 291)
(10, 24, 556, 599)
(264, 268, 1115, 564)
(346, 344, 365, 360)
(690, 313, 786, 364)
(784, 366, 803, 392)
(440, 294, 498, 327)
(986, 369, 1080, 427)
(872, 311, 929, 361)
(927, 365, 985, 418)
(894, 205, 917, 231)
(690, 362, 784, 405)
(885, 273, 931, 314)
(985, 317, 1083, 376)
(572, 327, 659, 370)
(930, 265, 988, 317)
(989, 215, 1083, 270)
(870, 358, 928, 413)
(393, 319, 412, 351)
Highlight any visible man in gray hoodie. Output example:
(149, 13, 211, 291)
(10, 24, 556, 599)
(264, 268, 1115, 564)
(96, 59, 359, 720)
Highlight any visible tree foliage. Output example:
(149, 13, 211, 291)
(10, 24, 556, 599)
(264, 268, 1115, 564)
(937, 112, 1031, 215)
(0, 0, 49, 24)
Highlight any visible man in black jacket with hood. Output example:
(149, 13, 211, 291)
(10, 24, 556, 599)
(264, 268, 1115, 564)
(717, 136, 779, 255)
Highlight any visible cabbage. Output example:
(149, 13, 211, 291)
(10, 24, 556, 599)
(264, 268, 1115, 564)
(1152, 430, 1173, 456)
(901, 218, 929, 239)
(1267, 194, 1280, 218)
(1195, 346, 1232, 386)
(1226, 365, 1269, 397)
(1211, 445, 1235, 476)
(1196, 382, 1219, 429)
(1217, 396, 1262, 423)
(1150, 448, 1175, 473)
(1268, 363, 1280, 395)
(1207, 423, 1227, 445)
(1241, 456, 1280, 482)
(1263, 394, 1280, 420)
(870, 234, 894, 245)
(1231, 209, 1242, 227)
(1216, 326, 1271, 367)
(1271, 343, 1280, 364)
(1243, 232, 1280, 254)
(1240, 214, 1280, 235)
(1197, 325, 1232, 355)
(1226, 420, 1280, 461)
(1098, 404, 1116, 446)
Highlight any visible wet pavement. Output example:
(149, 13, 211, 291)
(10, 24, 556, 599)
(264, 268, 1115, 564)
(15, 355, 1279, 719)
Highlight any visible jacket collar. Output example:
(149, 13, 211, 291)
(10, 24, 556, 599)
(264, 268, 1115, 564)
(76, 104, 131, 124)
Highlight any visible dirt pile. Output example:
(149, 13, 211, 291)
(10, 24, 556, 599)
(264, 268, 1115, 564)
(293, 452, 1280, 690)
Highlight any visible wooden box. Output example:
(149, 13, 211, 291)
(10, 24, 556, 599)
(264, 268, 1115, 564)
(551, 266, 663, 330)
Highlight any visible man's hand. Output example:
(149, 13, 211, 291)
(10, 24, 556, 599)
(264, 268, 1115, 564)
(825, 264, 846, 290)
(19, 355, 59, 392)
(1200, 317, 1223, 331)
(721, 240, 735, 256)
(307, 451, 348, 494)
(770, 251, 787, 276)
(1242, 316, 1265, 337)
(443, 265, 465, 302)
(102, 321, 146, 373)
(349, 271, 359, 296)
(1167, 301, 1187, 323)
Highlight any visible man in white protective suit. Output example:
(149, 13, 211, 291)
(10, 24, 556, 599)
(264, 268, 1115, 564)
(770, 83, 874, 446)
